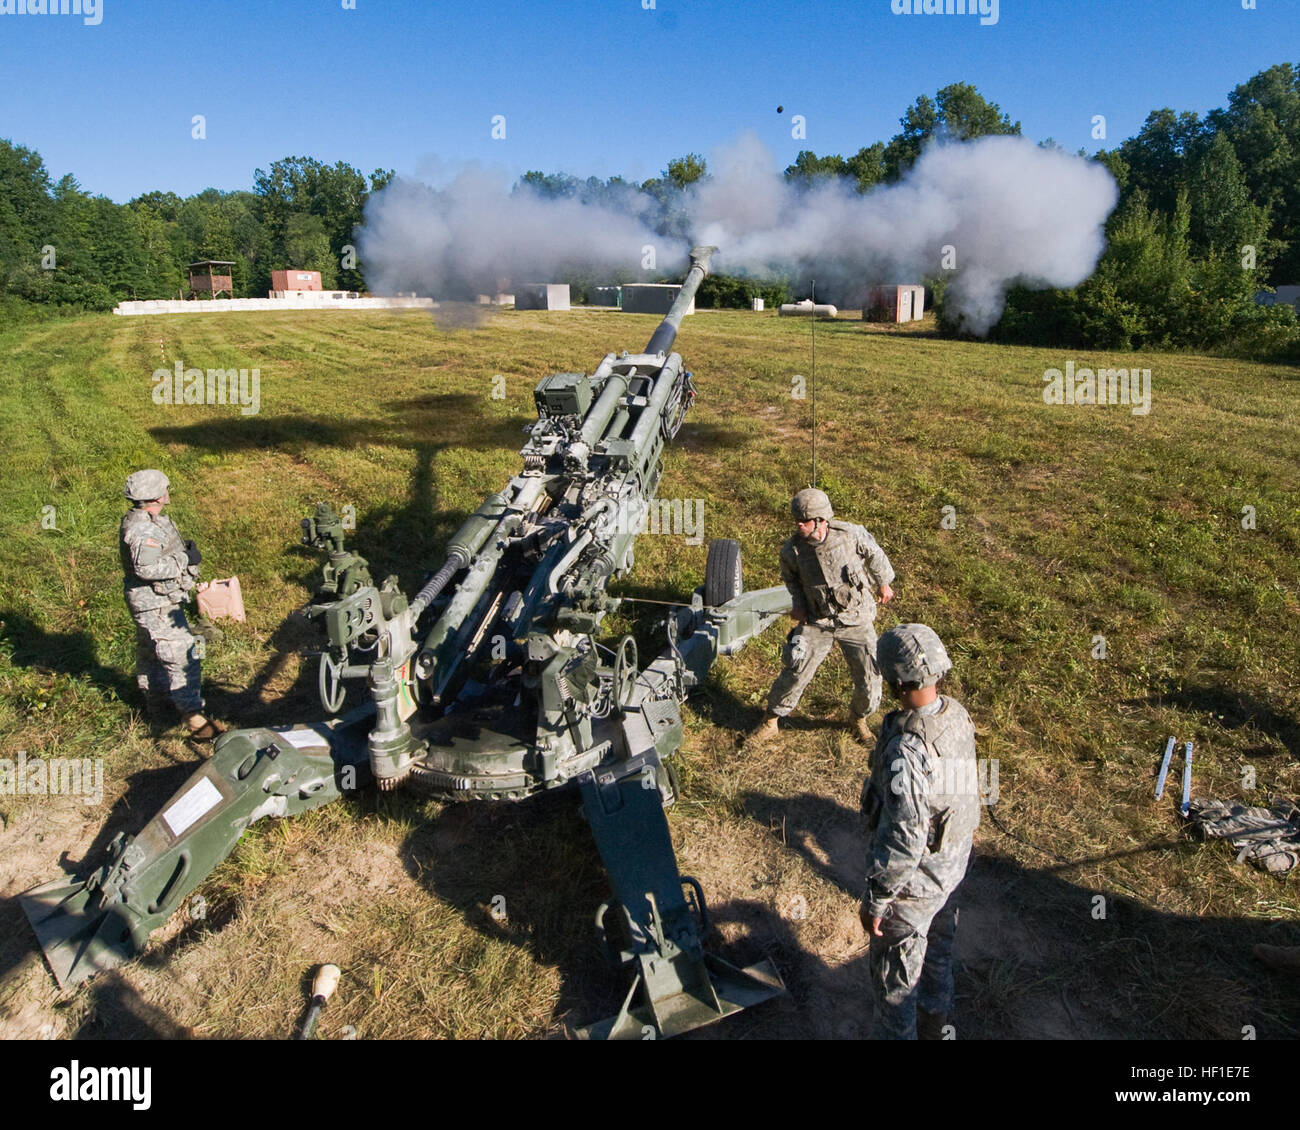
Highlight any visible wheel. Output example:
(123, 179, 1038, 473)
(704, 538, 743, 606)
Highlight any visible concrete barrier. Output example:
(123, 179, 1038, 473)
(113, 296, 436, 316)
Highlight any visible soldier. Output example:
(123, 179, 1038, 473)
(859, 623, 979, 1040)
(749, 488, 895, 745)
(120, 469, 222, 741)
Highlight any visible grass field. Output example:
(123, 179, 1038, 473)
(0, 304, 1297, 1040)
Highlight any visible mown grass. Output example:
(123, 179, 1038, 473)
(0, 305, 1297, 1039)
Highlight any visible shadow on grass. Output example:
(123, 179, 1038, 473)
(730, 789, 1300, 1039)
(676, 421, 752, 451)
(0, 611, 136, 705)
(12, 787, 1300, 1039)
(1133, 680, 1300, 760)
(396, 790, 626, 1035)
(68, 969, 194, 1038)
(149, 394, 533, 593)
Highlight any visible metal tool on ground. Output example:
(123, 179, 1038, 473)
(1181, 741, 1194, 817)
(1155, 735, 1176, 799)
(297, 963, 341, 1040)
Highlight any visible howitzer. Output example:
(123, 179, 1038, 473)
(22, 245, 793, 1039)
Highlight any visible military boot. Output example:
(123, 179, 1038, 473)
(917, 1008, 949, 1040)
(852, 715, 874, 746)
(1253, 944, 1300, 972)
(194, 618, 224, 645)
(746, 714, 781, 747)
(185, 713, 225, 742)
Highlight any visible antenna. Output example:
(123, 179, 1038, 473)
(810, 278, 817, 487)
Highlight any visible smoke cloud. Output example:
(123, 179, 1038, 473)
(357, 161, 678, 303)
(695, 132, 1118, 333)
(357, 132, 1118, 335)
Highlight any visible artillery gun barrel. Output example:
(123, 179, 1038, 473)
(643, 245, 716, 356)
(410, 492, 511, 618)
(577, 354, 622, 447)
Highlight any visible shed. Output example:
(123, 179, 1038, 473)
(864, 285, 925, 323)
(516, 284, 571, 311)
(622, 284, 692, 316)
(271, 269, 323, 293)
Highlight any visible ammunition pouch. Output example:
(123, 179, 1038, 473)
(782, 628, 813, 674)
(832, 581, 860, 609)
(927, 807, 952, 853)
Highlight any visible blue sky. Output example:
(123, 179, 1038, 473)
(1, 0, 1295, 201)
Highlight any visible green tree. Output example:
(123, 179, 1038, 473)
(1207, 64, 1300, 281)
(665, 153, 707, 190)
(1115, 108, 1204, 216)
(785, 144, 886, 193)
(253, 157, 388, 291)
(882, 83, 1020, 181)
(284, 213, 338, 288)
(1187, 130, 1268, 262)
(0, 139, 55, 305)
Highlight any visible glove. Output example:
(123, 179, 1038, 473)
(185, 539, 202, 566)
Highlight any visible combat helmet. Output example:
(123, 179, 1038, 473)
(877, 623, 952, 689)
(124, 469, 169, 503)
(791, 487, 833, 521)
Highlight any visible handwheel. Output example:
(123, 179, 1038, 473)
(318, 650, 346, 714)
(613, 635, 638, 708)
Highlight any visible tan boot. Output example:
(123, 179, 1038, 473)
(1253, 944, 1300, 972)
(746, 714, 781, 746)
(185, 713, 225, 742)
(853, 715, 874, 746)
(917, 1008, 949, 1040)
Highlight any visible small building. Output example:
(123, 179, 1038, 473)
(589, 286, 622, 308)
(622, 283, 692, 316)
(271, 269, 322, 293)
(865, 285, 925, 323)
(516, 284, 571, 311)
(188, 260, 235, 300)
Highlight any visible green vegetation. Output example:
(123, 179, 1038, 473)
(0, 152, 391, 315)
(0, 308, 1295, 1038)
(6, 67, 1300, 361)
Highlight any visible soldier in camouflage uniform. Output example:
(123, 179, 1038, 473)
(120, 469, 222, 741)
(750, 489, 895, 745)
(860, 623, 979, 1040)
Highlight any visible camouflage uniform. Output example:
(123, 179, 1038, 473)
(861, 694, 979, 1039)
(767, 520, 894, 718)
(120, 508, 203, 714)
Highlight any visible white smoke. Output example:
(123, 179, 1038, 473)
(357, 132, 1117, 335)
(694, 131, 1118, 333)
(357, 161, 679, 301)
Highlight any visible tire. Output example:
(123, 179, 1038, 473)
(704, 538, 743, 607)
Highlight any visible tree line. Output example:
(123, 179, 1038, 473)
(0, 151, 392, 318)
(1, 64, 1297, 360)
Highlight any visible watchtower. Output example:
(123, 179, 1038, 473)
(188, 260, 235, 300)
